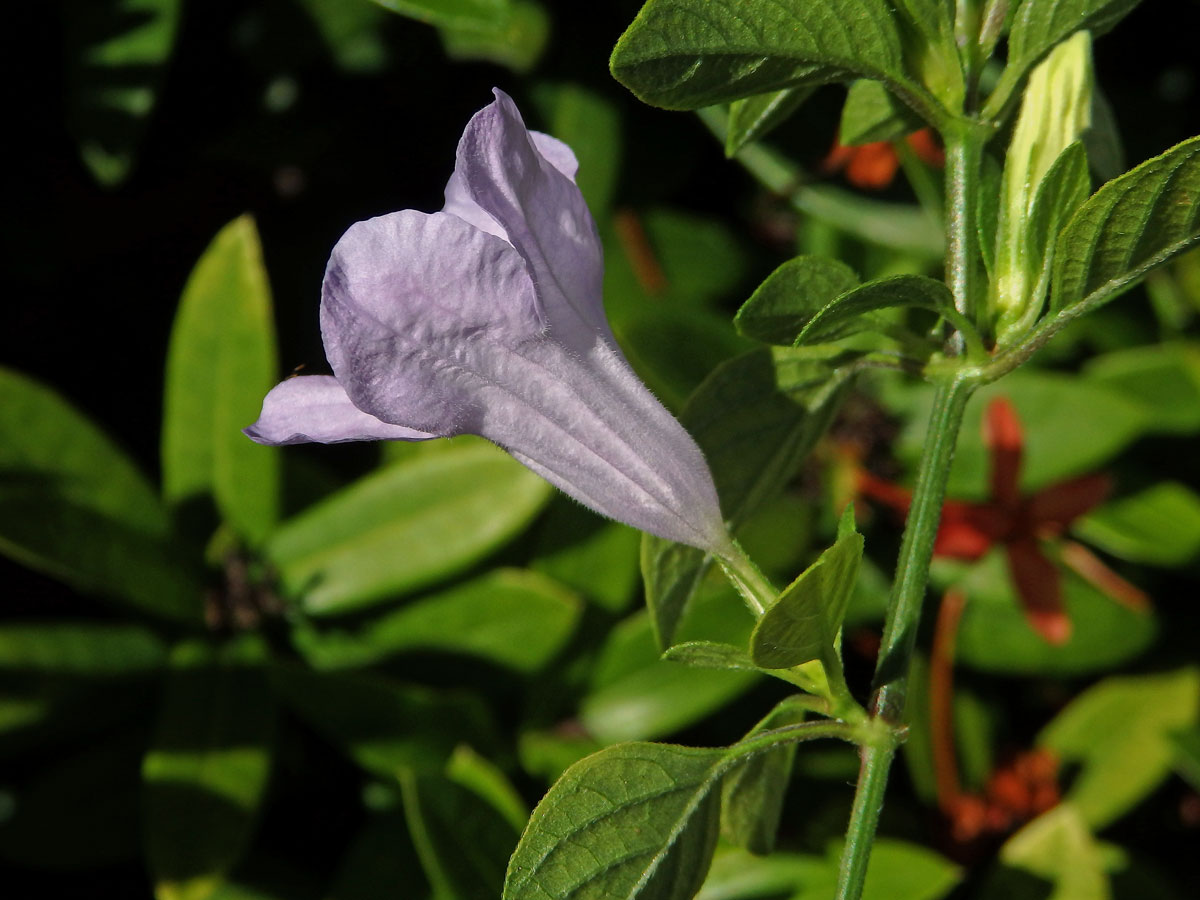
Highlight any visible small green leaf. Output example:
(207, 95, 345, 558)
(1024, 142, 1092, 303)
(1039, 667, 1200, 828)
(662, 641, 759, 673)
(144, 637, 276, 900)
(503, 742, 727, 900)
(986, 804, 1110, 900)
(725, 87, 814, 156)
(1051, 135, 1200, 317)
(734, 256, 861, 346)
(437, 0, 548, 73)
(266, 442, 551, 615)
(984, 0, 1144, 120)
(1083, 342, 1200, 434)
(65, 0, 181, 185)
(0, 368, 200, 622)
(293, 568, 580, 673)
(163, 216, 280, 545)
(532, 501, 641, 612)
(402, 772, 520, 900)
(270, 665, 494, 779)
(839, 79, 923, 146)
(750, 522, 863, 669)
(610, 0, 937, 122)
(446, 745, 529, 833)
(643, 347, 855, 647)
(796, 274, 956, 346)
(1075, 482, 1200, 567)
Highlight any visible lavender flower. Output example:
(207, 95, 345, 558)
(246, 89, 732, 555)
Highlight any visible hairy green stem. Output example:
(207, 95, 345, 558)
(943, 128, 986, 336)
(717, 540, 776, 617)
(834, 372, 977, 900)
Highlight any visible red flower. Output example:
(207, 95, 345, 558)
(822, 129, 945, 190)
(858, 397, 1148, 644)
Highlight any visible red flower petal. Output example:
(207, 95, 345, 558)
(985, 397, 1023, 509)
(1029, 473, 1111, 529)
(1006, 538, 1072, 644)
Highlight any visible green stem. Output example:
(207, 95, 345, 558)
(717, 540, 776, 617)
(834, 371, 978, 900)
(943, 128, 986, 337)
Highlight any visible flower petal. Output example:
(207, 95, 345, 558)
(984, 397, 1023, 509)
(319, 207, 729, 552)
(455, 88, 608, 347)
(244, 375, 434, 445)
(1029, 473, 1111, 529)
(1006, 538, 1071, 644)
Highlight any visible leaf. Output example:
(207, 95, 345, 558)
(293, 0, 390, 73)
(749, 513, 863, 669)
(984, 804, 1110, 900)
(0, 622, 165, 675)
(984, 0, 1144, 120)
(367, 0, 507, 29)
(1075, 482, 1200, 567)
(734, 256, 861, 346)
(725, 86, 814, 156)
(642, 347, 854, 647)
(1025, 142, 1092, 302)
(0, 367, 201, 622)
(293, 568, 581, 674)
(1051, 135, 1200, 317)
(839, 79, 924, 146)
(532, 82, 622, 214)
(1038, 667, 1200, 828)
(324, 812, 429, 900)
(64, 0, 181, 185)
(943, 551, 1156, 676)
(402, 772, 520, 900)
(144, 637, 276, 900)
(1170, 727, 1200, 791)
(661, 641, 759, 673)
(977, 152, 1003, 278)
(610, 0, 935, 119)
(531, 500, 641, 612)
(437, 0, 548, 73)
(270, 665, 494, 778)
(1083, 341, 1200, 434)
(446, 745, 529, 833)
(266, 442, 551, 615)
(163, 216, 280, 545)
(797, 275, 956, 345)
(502, 742, 727, 900)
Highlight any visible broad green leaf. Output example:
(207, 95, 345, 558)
(294, 0, 389, 72)
(1084, 341, 1200, 434)
(610, 0, 936, 122)
(531, 500, 641, 612)
(367, 0, 506, 29)
(750, 515, 863, 669)
(797, 275, 956, 345)
(266, 442, 551, 615)
(446, 745, 529, 833)
(1051, 136, 1200, 317)
(720, 698, 808, 855)
(533, 83, 622, 214)
(292, 569, 580, 673)
(0, 622, 165, 674)
(642, 347, 854, 647)
(144, 637, 276, 900)
(1038, 667, 1200, 828)
(1075, 482, 1200, 567)
(402, 772, 520, 900)
(270, 665, 494, 778)
(944, 552, 1156, 676)
(984, 0, 1143, 120)
(502, 742, 727, 900)
(1170, 727, 1200, 791)
(163, 216, 280, 545)
(437, 0, 548, 73)
(725, 87, 814, 156)
(986, 804, 1110, 900)
(734, 256, 861, 346)
(64, 0, 181, 185)
(839, 79, 924, 146)
(0, 368, 200, 621)
(0, 728, 145, 867)
(324, 812, 429, 900)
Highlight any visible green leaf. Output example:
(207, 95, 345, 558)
(734, 256, 861, 346)
(1051, 135, 1200, 318)
(367, 0, 507, 29)
(266, 442, 551, 615)
(292, 568, 581, 673)
(503, 742, 727, 900)
(163, 216, 280, 545)
(402, 772, 520, 900)
(324, 812, 429, 900)
(294, 0, 390, 73)
(1075, 482, 1200, 567)
(446, 745, 529, 833)
(986, 804, 1110, 900)
(749, 517, 863, 669)
(0, 622, 165, 674)
(977, 152, 1003, 279)
(797, 274, 956, 346)
(1083, 342, 1200, 434)
(720, 699, 808, 855)
(532, 82, 622, 214)
(1039, 667, 1200, 828)
(1170, 727, 1200, 791)
(642, 347, 854, 647)
(661, 641, 759, 673)
(144, 637, 276, 900)
(270, 665, 494, 778)
(725, 87, 814, 156)
(610, 0, 936, 121)
(839, 79, 924, 146)
(437, 0, 548, 73)
(531, 500, 641, 612)
(0, 368, 201, 622)
(944, 551, 1156, 676)
(65, 0, 181, 185)
(984, 0, 1143, 120)
(1025, 142, 1092, 303)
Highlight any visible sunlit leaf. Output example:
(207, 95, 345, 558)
(983, 804, 1110, 900)
(795, 275, 955, 346)
(839, 79, 923, 146)
(1075, 482, 1200, 567)
(734, 256, 860, 346)
(437, 0, 548, 72)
